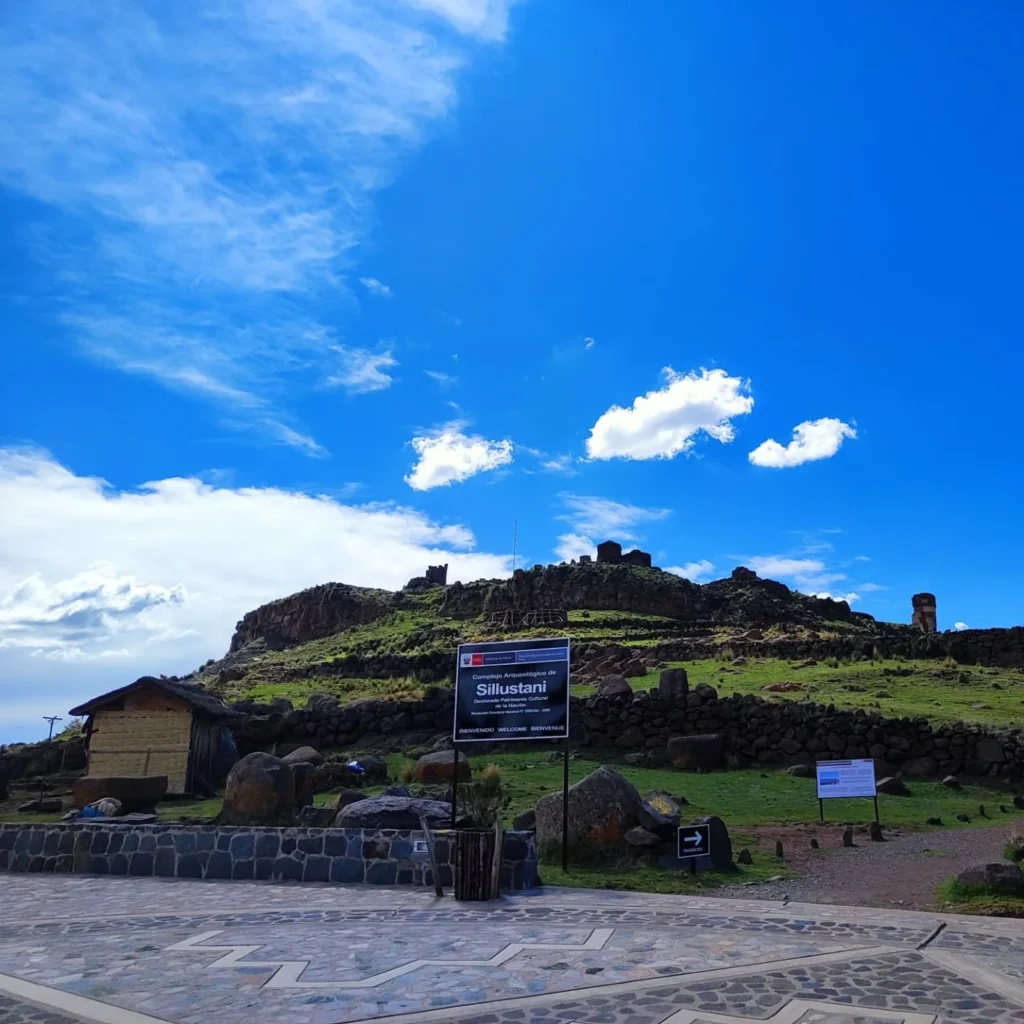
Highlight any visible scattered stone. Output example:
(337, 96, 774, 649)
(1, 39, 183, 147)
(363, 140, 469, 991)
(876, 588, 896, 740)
(637, 791, 682, 834)
(869, 822, 885, 842)
(335, 795, 462, 830)
(979, 804, 987, 818)
(971, 703, 994, 711)
(926, 816, 943, 826)
(281, 745, 324, 767)
(657, 667, 689, 702)
(762, 683, 806, 693)
(941, 775, 961, 789)
(737, 848, 754, 865)
(512, 808, 536, 832)
(1001, 805, 1009, 814)
(794, 658, 817, 668)
(810, 838, 819, 849)
(842, 828, 855, 848)
(775, 840, 784, 859)
(298, 804, 335, 827)
(597, 674, 632, 697)
(220, 752, 296, 825)
(1008, 826, 1024, 862)
(413, 750, 471, 783)
(383, 784, 412, 797)
(666, 733, 726, 772)
(1015, 795, 1024, 811)
(732, 656, 748, 666)
(786, 764, 814, 778)
(691, 815, 733, 869)
(956, 812, 972, 823)
(18, 797, 62, 813)
(535, 766, 643, 848)
(876, 777, 911, 797)
(305, 693, 341, 714)
(623, 752, 650, 767)
(956, 861, 1024, 895)
(336, 788, 366, 808)
(624, 826, 663, 847)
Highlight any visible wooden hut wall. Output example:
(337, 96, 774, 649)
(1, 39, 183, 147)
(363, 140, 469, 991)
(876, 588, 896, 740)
(87, 687, 193, 793)
(186, 716, 221, 795)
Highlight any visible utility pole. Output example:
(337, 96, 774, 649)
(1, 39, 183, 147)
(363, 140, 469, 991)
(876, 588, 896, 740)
(39, 715, 62, 806)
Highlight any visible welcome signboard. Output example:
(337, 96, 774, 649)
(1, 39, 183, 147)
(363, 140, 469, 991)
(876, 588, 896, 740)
(453, 637, 571, 743)
(815, 759, 877, 799)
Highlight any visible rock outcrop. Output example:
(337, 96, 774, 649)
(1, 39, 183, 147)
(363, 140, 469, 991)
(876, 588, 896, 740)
(219, 752, 295, 824)
(534, 766, 642, 848)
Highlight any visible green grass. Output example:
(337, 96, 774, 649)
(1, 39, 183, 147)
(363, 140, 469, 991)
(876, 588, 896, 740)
(579, 656, 1024, 727)
(936, 878, 1024, 916)
(236, 675, 426, 705)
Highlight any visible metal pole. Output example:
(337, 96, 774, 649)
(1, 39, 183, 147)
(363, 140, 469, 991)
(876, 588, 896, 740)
(561, 737, 570, 873)
(873, 795, 880, 824)
(450, 743, 460, 831)
(39, 716, 62, 805)
(819, 798, 824, 823)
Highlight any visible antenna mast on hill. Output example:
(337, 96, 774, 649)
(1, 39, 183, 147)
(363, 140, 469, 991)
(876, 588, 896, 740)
(511, 519, 518, 573)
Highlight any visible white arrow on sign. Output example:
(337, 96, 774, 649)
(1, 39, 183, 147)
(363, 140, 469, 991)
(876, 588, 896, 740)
(683, 832, 703, 845)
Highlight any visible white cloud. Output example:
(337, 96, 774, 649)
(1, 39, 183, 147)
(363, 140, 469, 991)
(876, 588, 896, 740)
(404, 423, 513, 491)
(854, 554, 871, 562)
(554, 494, 670, 563)
(811, 591, 861, 605)
(425, 370, 457, 388)
(0, 2, 511, 450)
(747, 556, 826, 578)
(858, 582, 885, 593)
(748, 418, 857, 469)
(666, 560, 716, 582)
(585, 368, 754, 461)
(584, 337, 595, 350)
(359, 277, 393, 298)
(327, 346, 398, 393)
(955, 621, 969, 631)
(540, 454, 577, 475)
(0, 447, 511, 739)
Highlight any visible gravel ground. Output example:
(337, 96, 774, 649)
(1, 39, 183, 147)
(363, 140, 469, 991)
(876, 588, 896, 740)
(740, 819, 1024, 910)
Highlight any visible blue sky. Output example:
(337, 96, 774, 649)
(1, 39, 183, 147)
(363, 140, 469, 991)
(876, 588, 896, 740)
(2, 1, 1022, 741)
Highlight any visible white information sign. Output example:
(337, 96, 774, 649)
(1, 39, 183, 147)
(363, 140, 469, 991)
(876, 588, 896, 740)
(815, 759, 877, 800)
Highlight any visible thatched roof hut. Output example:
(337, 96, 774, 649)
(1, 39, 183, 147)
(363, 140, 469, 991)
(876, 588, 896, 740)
(70, 677, 236, 796)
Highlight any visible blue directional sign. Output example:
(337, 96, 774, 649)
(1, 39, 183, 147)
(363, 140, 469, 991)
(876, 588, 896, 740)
(676, 823, 712, 860)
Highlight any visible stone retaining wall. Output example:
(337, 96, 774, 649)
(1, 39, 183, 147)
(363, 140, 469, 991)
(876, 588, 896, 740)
(0, 823, 538, 889)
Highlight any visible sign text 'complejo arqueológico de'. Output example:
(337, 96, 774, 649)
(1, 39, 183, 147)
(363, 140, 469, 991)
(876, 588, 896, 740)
(453, 637, 570, 743)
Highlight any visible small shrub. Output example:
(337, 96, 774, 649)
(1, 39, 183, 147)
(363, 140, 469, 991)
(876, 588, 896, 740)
(458, 763, 511, 828)
(399, 761, 416, 784)
(943, 655, 959, 670)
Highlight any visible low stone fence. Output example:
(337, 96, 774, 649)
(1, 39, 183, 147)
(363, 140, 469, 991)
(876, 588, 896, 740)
(0, 823, 538, 890)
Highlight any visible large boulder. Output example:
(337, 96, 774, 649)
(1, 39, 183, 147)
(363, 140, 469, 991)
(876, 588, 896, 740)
(413, 750, 471, 783)
(667, 733, 726, 772)
(637, 791, 682, 835)
(72, 776, 168, 813)
(658, 668, 689, 701)
(624, 826, 662, 847)
(956, 861, 1024, 895)
(282, 745, 324, 767)
(335, 795, 464, 830)
(693, 814, 733, 870)
(534, 766, 642, 848)
(219, 752, 295, 825)
(291, 761, 316, 808)
(1008, 826, 1024, 862)
(597, 675, 632, 697)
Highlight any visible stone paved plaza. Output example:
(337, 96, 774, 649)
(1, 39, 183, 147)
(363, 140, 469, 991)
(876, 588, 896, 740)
(1, 875, 1023, 1024)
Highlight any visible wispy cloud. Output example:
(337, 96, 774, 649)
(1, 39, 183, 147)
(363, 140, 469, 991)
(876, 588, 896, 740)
(327, 346, 398, 394)
(666, 560, 716, 582)
(425, 370, 458, 388)
(360, 277, 393, 298)
(586, 368, 754, 461)
(405, 422, 514, 491)
(584, 337, 595, 350)
(749, 418, 857, 468)
(0, 2, 513, 451)
(555, 493, 670, 561)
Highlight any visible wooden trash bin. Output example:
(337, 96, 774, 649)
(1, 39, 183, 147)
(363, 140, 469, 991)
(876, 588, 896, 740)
(454, 826, 503, 901)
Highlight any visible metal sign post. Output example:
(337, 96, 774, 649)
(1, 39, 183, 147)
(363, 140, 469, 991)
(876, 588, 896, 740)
(676, 823, 713, 876)
(453, 637, 572, 874)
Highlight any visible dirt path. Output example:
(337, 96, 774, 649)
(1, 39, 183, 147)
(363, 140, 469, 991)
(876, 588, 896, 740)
(739, 819, 1022, 910)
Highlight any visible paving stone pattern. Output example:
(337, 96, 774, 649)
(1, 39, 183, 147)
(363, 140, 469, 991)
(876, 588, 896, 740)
(0, 875, 1023, 1024)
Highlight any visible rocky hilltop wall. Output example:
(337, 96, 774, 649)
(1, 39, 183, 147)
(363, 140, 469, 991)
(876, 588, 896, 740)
(438, 562, 867, 628)
(229, 583, 396, 652)
(229, 683, 1023, 781)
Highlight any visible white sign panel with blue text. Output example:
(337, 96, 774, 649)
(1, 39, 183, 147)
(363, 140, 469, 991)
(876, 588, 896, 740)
(815, 759, 877, 800)
(454, 637, 571, 743)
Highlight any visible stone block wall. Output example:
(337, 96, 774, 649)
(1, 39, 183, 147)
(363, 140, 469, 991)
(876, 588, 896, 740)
(0, 823, 538, 890)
